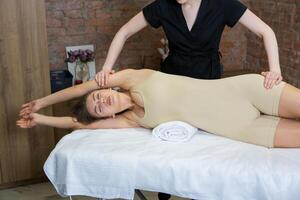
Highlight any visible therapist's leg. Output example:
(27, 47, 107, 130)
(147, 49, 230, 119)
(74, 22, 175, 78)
(273, 118, 300, 148)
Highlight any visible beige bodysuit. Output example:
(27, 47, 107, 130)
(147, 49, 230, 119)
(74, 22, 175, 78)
(130, 71, 286, 147)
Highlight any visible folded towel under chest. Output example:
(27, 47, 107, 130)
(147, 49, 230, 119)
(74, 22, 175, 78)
(152, 121, 198, 142)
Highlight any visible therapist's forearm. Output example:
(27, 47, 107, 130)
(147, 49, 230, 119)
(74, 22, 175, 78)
(262, 27, 281, 73)
(102, 28, 129, 70)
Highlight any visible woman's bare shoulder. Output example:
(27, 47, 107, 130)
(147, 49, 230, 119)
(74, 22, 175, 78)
(125, 68, 157, 86)
(128, 68, 156, 75)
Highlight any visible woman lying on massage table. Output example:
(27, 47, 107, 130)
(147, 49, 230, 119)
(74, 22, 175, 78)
(17, 69, 300, 148)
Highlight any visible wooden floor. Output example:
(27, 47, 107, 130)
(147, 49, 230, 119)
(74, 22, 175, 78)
(0, 181, 186, 200)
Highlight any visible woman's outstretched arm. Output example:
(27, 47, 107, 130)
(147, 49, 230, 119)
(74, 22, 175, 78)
(19, 79, 99, 116)
(19, 69, 140, 117)
(41, 69, 139, 108)
(38, 69, 139, 108)
(16, 113, 140, 130)
(39, 80, 98, 108)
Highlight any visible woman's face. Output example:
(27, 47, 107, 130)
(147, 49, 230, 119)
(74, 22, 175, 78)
(86, 89, 121, 118)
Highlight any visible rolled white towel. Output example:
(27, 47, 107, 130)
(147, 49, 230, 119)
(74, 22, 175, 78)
(152, 121, 198, 142)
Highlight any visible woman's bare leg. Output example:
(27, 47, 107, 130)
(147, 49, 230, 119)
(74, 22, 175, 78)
(274, 118, 300, 148)
(278, 84, 300, 118)
(274, 84, 300, 147)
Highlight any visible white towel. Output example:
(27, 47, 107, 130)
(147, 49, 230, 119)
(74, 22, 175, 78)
(152, 121, 198, 142)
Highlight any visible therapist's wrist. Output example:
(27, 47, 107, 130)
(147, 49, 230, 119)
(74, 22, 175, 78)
(102, 65, 113, 71)
(269, 65, 281, 74)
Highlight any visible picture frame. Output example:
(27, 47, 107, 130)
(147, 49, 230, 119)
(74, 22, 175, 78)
(65, 44, 96, 85)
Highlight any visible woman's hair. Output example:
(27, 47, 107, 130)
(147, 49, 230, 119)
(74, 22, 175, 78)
(72, 91, 99, 124)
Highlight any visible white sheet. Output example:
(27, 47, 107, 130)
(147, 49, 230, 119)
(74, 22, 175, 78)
(44, 128, 300, 200)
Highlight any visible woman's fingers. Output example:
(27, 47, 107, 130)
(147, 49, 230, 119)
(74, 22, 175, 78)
(19, 109, 29, 117)
(19, 107, 32, 116)
(21, 103, 30, 108)
(20, 101, 39, 114)
(16, 119, 28, 128)
(16, 118, 35, 128)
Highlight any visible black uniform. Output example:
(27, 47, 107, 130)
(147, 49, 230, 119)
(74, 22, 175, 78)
(143, 0, 247, 79)
(143, 1, 247, 199)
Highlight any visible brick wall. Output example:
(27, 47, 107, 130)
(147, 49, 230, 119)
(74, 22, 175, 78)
(245, 0, 300, 87)
(220, 0, 250, 71)
(46, 0, 250, 73)
(46, 0, 164, 71)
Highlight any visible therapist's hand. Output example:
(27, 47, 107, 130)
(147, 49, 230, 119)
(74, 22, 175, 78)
(261, 71, 282, 89)
(95, 68, 115, 87)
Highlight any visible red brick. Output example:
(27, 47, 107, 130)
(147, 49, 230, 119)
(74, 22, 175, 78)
(46, 0, 83, 11)
(95, 11, 112, 20)
(65, 10, 82, 19)
(47, 28, 66, 37)
(85, 1, 106, 9)
(47, 18, 62, 28)
(86, 9, 96, 19)
(87, 18, 105, 26)
(64, 18, 84, 28)
(109, 0, 139, 11)
(46, 10, 64, 19)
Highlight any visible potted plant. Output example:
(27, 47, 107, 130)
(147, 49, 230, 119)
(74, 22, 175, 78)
(65, 49, 95, 84)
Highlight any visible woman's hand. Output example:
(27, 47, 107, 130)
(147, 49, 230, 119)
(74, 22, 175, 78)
(261, 71, 283, 89)
(16, 113, 40, 128)
(95, 68, 115, 87)
(19, 99, 42, 118)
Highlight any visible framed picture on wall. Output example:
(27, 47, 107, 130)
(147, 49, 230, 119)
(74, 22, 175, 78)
(66, 44, 96, 85)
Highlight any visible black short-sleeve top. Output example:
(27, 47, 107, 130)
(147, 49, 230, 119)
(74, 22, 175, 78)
(142, 0, 247, 79)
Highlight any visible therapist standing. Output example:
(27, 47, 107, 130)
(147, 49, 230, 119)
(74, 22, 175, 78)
(95, 1, 283, 199)
(96, 0, 283, 89)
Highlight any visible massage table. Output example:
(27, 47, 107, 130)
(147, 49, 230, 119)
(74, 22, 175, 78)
(44, 128, 300, 200)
